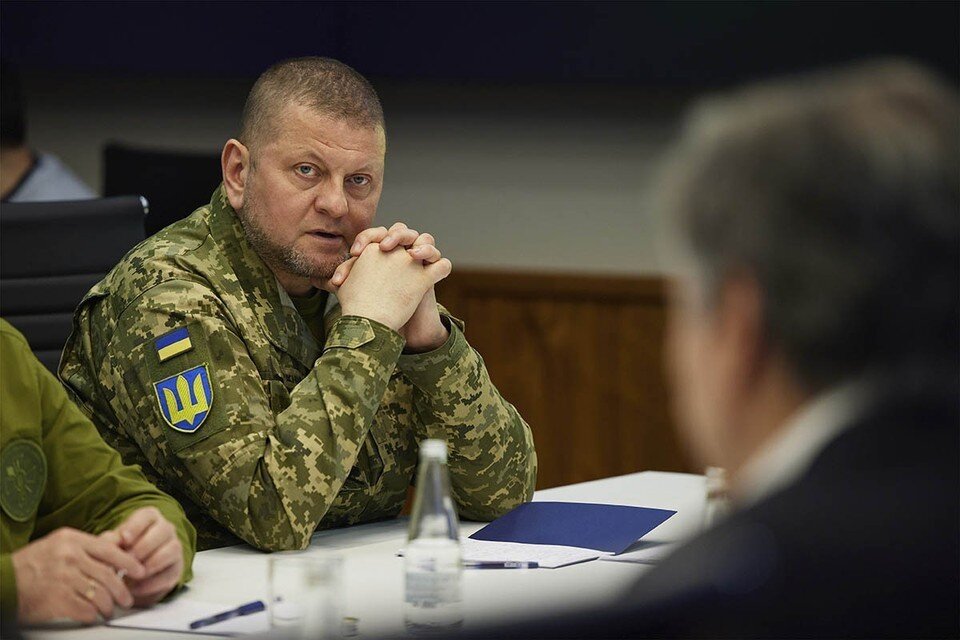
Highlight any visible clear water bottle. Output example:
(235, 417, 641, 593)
(404, 439, 464, 634)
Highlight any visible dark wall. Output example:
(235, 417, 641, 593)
(2, 1, 957, 86)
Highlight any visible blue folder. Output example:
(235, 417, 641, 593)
(468, 501, 676, 554)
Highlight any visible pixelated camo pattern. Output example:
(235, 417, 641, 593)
(59, 186, 537, 551)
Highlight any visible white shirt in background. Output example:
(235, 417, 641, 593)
(6, 152, 96, 202)
(735, 380, 873, 509)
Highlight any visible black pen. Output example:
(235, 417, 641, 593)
(189, 600, 266, 629)
(463, 561, 539, 569)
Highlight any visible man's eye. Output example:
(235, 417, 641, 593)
(296, 165, 316, 176)
(348, 175, 370, 186)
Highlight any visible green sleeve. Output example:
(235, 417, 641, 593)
(397, 311, 537, 520)
(28, 341, 196, 585)
(1, 553, 15, 617)
(103, 280, 405, 551)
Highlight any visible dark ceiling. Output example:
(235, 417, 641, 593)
(2, 1, 957, 87)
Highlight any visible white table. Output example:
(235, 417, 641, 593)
(27, 471, 706, 639)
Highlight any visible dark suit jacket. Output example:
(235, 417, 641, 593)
(469, 383, 959, 639)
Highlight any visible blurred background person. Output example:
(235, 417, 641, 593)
(468, 58, 959, 638)
(1, 61, 95, 202)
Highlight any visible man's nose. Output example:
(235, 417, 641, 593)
(313, 182, 349, 218)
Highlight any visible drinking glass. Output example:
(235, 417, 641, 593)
(268, 552, 343, 639)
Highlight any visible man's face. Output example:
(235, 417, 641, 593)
(237, 103, 385, 287)
(664, 275, 738, 470)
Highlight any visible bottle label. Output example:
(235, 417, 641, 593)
(405, 570, 461, 606)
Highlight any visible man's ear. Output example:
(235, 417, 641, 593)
(221, 139, 249, 211)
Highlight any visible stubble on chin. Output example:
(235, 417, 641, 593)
(237, 206, 350, 282)
(307, 251, 351, 282)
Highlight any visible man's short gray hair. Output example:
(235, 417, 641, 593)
(240, 57, 384, 151)
(660, 59, 959, 391)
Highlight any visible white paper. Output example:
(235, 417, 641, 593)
(106, 599, 270, 636)
(601, 540, 679, 565)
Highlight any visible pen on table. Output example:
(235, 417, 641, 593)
(463, 561, 538, 569)
(189, 600, 266, 629)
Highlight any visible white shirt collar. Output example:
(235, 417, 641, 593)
(734, 379, 873, 508)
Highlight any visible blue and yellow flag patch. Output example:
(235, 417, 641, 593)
(154, 365, 213, 432)
(155, 327, 193, 363)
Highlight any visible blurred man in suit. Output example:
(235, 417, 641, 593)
(472, 60, 958, 638)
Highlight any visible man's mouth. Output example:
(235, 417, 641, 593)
(308, 231, 342, 240)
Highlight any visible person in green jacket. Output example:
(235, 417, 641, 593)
(0, 319, 195, 625)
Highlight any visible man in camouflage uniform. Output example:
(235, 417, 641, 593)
(60, 57, 537, 551)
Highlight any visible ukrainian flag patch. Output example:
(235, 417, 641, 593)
(154, 365, 213, 432)
(155, 327, 193, 362)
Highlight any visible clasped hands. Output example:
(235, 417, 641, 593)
(12, 507, 184, 625)
(317, 222, 453, 353)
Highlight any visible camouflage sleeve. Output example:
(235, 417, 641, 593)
(397, 311, 537, 520)
(103, 279, 404, 551)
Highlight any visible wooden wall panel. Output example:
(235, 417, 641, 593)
(436, 270, 692, 490)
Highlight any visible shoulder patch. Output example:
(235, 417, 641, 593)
(1, 439, 47, 522)
(155, 327, 193, 363)
(154, 364, 214, 432)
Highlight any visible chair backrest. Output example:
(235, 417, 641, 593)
(103, 142, 221, 236)
(0, 196, 147, 372)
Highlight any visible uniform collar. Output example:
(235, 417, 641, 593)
(207, 184, 319, 369)
(322, 294, 342, 335)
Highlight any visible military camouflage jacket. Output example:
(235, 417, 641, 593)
(60, 187, 537, 551)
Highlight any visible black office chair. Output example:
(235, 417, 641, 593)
(103, 142, 222, 236)
(0, 196, 147, 372)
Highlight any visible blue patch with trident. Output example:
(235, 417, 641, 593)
(154, 365, 213, 432)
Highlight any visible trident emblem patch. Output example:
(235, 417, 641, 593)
(154, 365, 213, 432)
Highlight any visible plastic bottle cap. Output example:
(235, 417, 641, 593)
(419, 439, 447, 462)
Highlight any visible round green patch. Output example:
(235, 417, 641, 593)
(1, 439, 46, 522)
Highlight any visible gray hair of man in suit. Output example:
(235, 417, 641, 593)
(657, 59, 959, 481)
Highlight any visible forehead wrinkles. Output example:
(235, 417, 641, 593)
(310, 134, 366, 154)
(272, 103, 385, 158)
